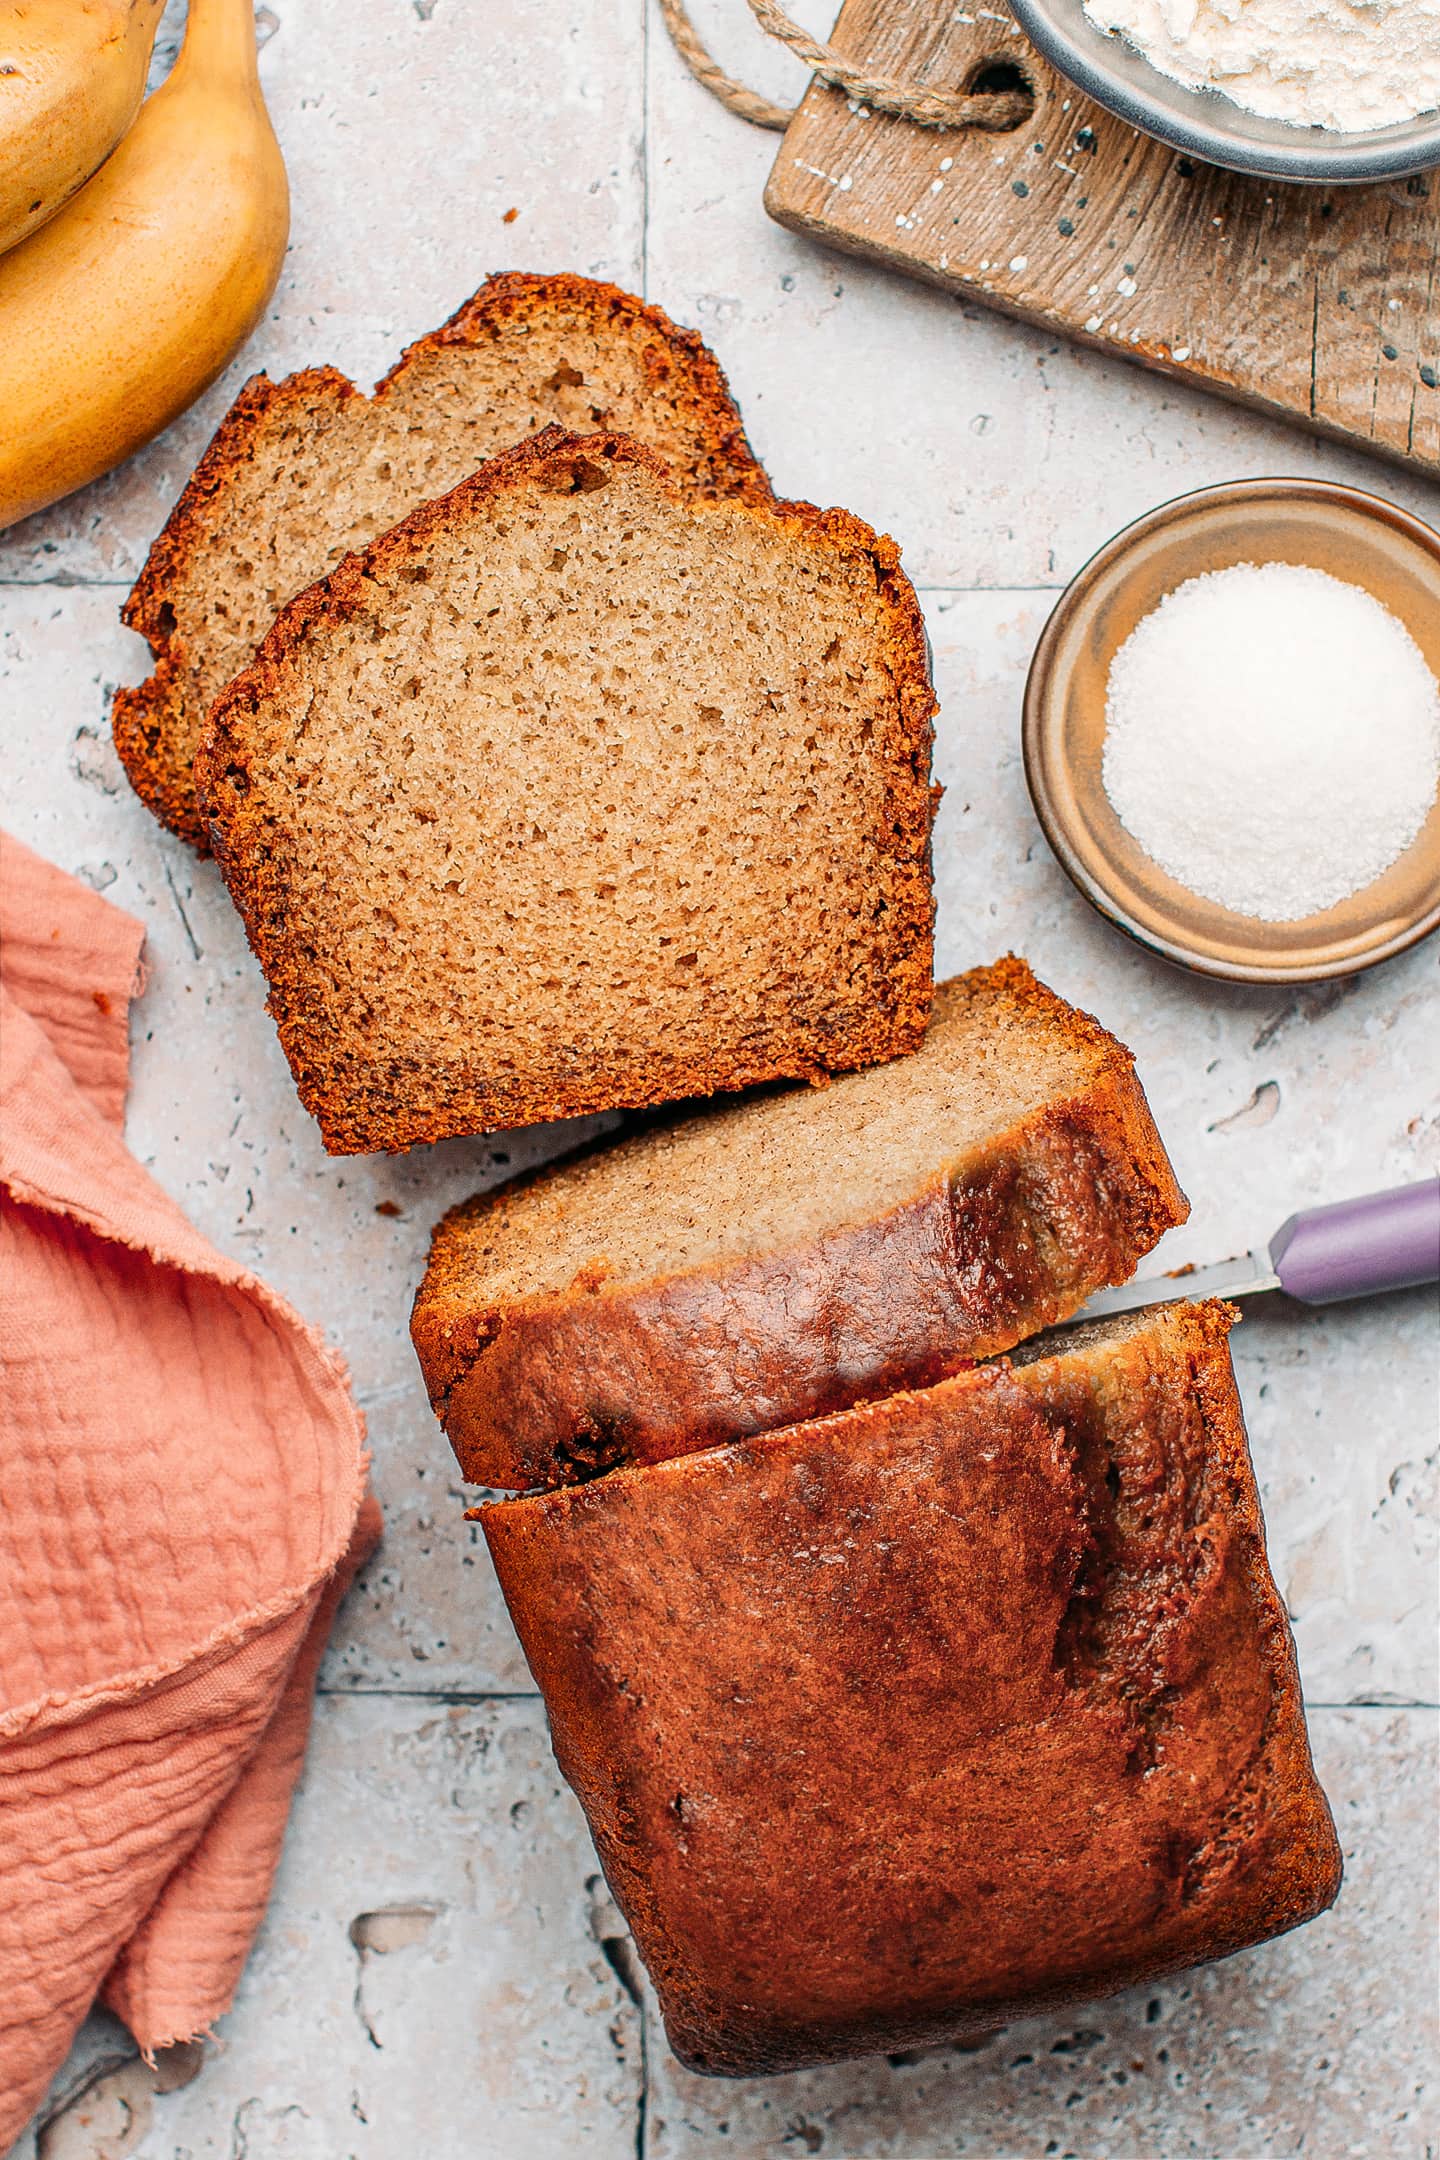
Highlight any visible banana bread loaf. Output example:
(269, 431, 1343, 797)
(198, 428, 937, 1155)
(412, 958, 1187, 1490)
(114, 271, 771, 850)
(483, 1300, 1342, 2077)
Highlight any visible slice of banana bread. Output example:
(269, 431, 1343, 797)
(412, 958, 1186, 1490)
(484, 1301, 1342, 2078)
(114, 272, 771, 850)
(197, 428, 937, 1156)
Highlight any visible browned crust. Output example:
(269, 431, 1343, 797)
(113, 272, 773, 852)
(195, 427, 937, 1156)
(397, 271, 772, 508)
(410, 955, 1188, 1491)
(1007, 1300, 1344, 1989)
(483, 1301, 1341, 2076)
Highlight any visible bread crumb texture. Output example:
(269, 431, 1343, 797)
(114, 272, 772, 849)
(485, 1302, 1342, 2076)
(197, 430, 937, 1153)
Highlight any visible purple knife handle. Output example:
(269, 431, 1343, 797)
(1270, 1178, 1440, 1304)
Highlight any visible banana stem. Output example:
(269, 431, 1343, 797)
(175, 0, 262, 86)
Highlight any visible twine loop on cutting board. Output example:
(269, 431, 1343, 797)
(658, 0, 1034, 133)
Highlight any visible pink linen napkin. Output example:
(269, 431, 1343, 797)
(0, 832, 381, 2144)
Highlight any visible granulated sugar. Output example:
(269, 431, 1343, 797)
(1101, 562, 1440, 922)
(1084, 0, 1440, 133)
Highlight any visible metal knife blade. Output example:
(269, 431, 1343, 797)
(1068, 1179, 1438, 1327)
(1071, 1249, 1281, 1323)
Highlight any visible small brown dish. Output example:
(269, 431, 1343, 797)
(1023, 478, 1440, 986)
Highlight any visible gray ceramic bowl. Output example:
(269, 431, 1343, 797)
(1007, 0, 1440, 183)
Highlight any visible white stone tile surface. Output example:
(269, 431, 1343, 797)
(643, 2, 1440, 590)
(21, 1709, 1436, 2158)
(3, 0, 1438, 2152)
(16, 1699, 645, 2159)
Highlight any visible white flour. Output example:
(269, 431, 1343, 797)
(1083, 0, 1440, 131)
(1100, 562, 1440, 923)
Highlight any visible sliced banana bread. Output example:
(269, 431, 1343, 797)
(197, 429, 937, 1156)
(413, 957, 1187, 1490)
(484, 1300, 1342, 2077)
(115, 272, 770, 850)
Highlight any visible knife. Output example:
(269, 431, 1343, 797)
(1075, 1175, 1440, 1321)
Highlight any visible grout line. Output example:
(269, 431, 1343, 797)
(636, 1965, 650, 2160)
(317, 1685, 543, 1703)
(1305, 1699, 1439, 1712)
(314, 1684, 1438, 1713)
(0, 577, 134, 589)
(915, 582, 1066, 597)
(640, 0, 651, 301)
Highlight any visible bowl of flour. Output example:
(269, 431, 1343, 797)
(1007, 0, 1440, 181)
(1022, 479, 1440, 984)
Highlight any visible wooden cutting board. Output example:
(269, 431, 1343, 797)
(764, 1, 1440, 475)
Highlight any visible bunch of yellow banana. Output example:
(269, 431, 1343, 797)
(0, 0, 165, 251)
(0, 0, 289, 531)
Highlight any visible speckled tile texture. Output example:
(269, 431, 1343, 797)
(3, 2, 1437, 2154)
